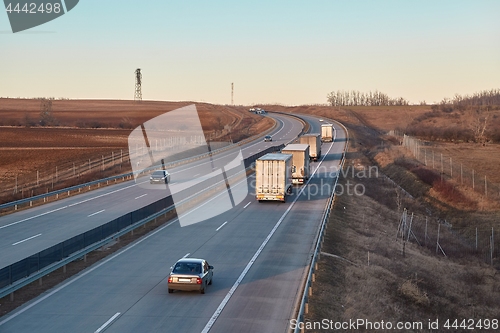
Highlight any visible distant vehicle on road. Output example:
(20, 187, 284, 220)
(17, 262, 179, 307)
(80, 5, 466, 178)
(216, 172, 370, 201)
(319, 119, 324, 122)
(149, 170, 171, 184)
(168, 258, 214, 294)
(264, 135, 272, 142)
(321, 124, 334, 142)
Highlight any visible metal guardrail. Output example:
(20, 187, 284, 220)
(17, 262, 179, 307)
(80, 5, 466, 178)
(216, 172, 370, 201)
(0, 144, 284, 300)
(292, 119, 349, 333)
(0, 120, 278, 213)
(0, 172, 135, 211)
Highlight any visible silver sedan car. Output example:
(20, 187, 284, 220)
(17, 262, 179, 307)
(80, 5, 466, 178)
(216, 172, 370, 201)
(149, 170, 170, 184)
(168, 258, 213, 294)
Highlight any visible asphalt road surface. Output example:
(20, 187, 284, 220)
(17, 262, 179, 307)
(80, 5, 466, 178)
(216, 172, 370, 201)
(0, 115, 347, 333)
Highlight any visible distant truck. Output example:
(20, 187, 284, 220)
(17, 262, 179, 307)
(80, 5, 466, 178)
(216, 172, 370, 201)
(299, 133, 321, 161)
(255, 153, 293, 202)
(321, 124, 334, 142)
(281, 144, 310, 185)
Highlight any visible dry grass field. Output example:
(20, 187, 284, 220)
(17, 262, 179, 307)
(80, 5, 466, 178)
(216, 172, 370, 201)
(0, 99, 236, 128)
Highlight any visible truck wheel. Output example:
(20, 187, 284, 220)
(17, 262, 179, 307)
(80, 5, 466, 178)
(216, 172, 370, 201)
(168, 289, 173, 293)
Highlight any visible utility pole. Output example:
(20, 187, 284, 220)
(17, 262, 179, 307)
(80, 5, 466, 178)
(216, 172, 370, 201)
(231, 82, 234, 105)
(134, 68, 142, 102)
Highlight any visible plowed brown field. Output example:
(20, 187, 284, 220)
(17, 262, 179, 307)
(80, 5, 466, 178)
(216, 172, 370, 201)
(0, 99, 273, 185)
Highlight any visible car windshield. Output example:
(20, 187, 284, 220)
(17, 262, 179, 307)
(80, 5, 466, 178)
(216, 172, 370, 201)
(152, 171, 165, 177)
(172, 262, 201, 274)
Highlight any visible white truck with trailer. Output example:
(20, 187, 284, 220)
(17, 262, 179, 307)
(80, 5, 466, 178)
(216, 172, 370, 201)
(255, 153, 293, 202)
(299, 133, 321, 161)
(281, 144, 310, 185)
(321, 123, 334, 142)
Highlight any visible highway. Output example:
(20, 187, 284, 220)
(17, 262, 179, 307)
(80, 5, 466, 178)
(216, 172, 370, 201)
(0, 114, 347, 333)
(0, 113, 301, 269)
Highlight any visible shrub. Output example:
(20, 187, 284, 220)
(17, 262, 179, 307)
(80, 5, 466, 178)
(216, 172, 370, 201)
(432, 179, 474, 207)
(410, 166, 441, 186)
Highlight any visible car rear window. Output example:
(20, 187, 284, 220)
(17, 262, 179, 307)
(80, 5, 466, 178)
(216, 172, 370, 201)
(152, 171, 165, 176)
(173, 262, 201, 274)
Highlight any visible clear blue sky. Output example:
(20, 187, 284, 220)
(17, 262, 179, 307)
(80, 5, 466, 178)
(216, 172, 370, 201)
(1, 0, 499, 105)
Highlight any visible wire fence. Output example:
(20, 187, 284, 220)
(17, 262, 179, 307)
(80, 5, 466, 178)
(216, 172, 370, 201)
(397, 209, 499, 265)
(0, 150, 131, 204)
(389, 131, 500, 200)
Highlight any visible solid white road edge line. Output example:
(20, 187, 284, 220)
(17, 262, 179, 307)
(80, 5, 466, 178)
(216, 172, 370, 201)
(12, 233, 42, 246)
(94, 312, 121, 333)
(200, 138, 335, 333)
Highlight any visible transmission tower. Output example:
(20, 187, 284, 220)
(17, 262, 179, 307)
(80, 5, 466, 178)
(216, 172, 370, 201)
(134, 68, 142, 101)
(231, 82, 234, 105)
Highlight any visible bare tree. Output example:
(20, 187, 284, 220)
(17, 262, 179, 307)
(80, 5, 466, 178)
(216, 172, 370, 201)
(39, 98, 57, 126)
(326, 90, 409, 107)
(468, 108, 490, 145)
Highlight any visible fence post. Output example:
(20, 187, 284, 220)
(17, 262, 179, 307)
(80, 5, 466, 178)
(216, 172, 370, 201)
(485, 176, 487, 197)
(436, 223, 441, 254)
(492, 228, 495, 263)
(461, 164, 463, 185)
(424, 217, 428, 247)
(476, 227, 478, 251)
(440, 154, 443, 181)
(450, 158, 452, 178)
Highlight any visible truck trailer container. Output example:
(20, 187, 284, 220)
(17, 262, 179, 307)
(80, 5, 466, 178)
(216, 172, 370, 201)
(321, 124, 334, 142)
(255, 153, 293, 202)
(281, 144, 310, 185)
(299, 133, 321, 161)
